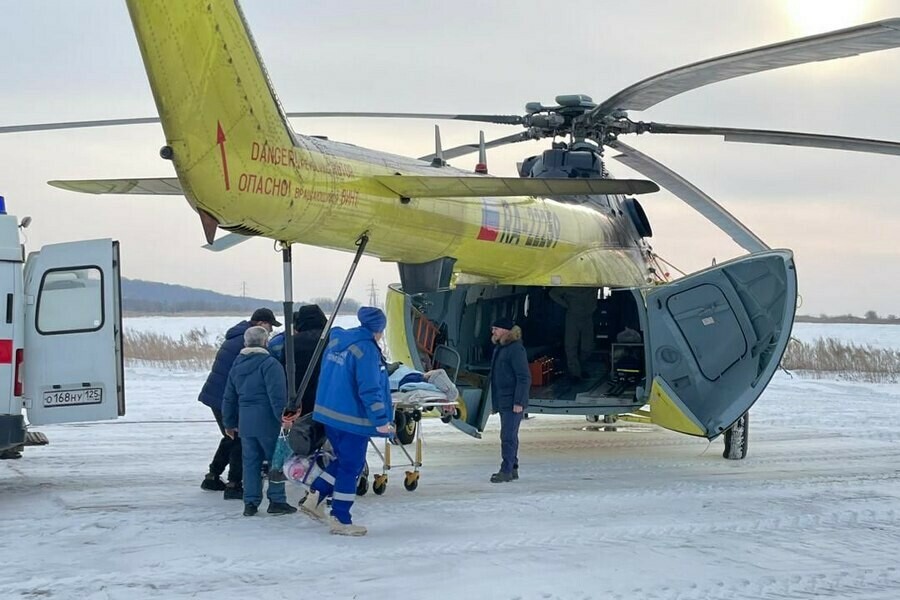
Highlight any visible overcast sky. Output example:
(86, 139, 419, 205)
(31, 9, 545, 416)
(1, 0, 899, 316)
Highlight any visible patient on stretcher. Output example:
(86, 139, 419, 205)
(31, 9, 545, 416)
(388, 367, 459, 417)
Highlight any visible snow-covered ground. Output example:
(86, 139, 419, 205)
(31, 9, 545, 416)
(2, 325, 900, 599)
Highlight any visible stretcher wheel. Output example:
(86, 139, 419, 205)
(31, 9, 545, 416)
(373, 474, 388, 495)
(412, 409, 422, 422)
(403, 471, 420, 492)
(394, 411, 417, 446)
(356, 463, 369, 496)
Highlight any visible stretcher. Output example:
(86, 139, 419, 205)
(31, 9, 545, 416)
(361, 391, 458, 494)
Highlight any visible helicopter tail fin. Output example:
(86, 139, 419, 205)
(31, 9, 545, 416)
(125, 0, 294, 214)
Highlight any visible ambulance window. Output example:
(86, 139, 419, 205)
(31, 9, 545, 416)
(36, 266, 104, 334)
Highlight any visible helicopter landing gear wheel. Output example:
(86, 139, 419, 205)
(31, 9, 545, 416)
(403, 471, 420, 491)
(723, 412, 749, 460)
(356, 463, 369, 496)
(373, 474, 388, 495)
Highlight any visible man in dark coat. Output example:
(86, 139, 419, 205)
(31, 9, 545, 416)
(489, 316, 531, 483)
(222, 326, 296, 516)
(199, 307, 281, 499)
(292, 304, 327, 416)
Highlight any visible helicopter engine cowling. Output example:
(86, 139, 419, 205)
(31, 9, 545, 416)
(520, 148, 605, 179)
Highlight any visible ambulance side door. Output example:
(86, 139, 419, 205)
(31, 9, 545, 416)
(23, 239, 124, 425)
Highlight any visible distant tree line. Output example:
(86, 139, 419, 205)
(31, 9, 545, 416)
(121, 278, 361, 316)
(796, 311, 899, 325)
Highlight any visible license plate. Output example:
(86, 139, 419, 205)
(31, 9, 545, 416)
(43, 387, 103, 408)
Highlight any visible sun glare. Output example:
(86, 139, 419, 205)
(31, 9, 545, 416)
(785, 0, 868, 35)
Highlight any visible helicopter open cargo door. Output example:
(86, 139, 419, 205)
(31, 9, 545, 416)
(641, 250, 796, 439)
(23, 240, 124, 425)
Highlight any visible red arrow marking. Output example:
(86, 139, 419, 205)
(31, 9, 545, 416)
(216, 121, 231, 191)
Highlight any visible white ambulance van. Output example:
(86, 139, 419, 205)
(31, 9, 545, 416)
(0, 195, 123, 458)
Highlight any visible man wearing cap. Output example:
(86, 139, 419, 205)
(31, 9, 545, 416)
(301, 307, 394, 536)
(489, 316, 531, 483)
(199, 307, 281, 499)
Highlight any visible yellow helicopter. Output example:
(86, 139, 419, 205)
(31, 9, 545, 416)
(5, 2, 900, 460)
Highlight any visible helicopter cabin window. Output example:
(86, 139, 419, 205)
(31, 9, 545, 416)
(36, 266, 104, 335)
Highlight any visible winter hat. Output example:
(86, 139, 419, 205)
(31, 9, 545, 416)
(294, 304, 327, 332)
(492, 316, 514, 331)
(358, 306, 387, 333)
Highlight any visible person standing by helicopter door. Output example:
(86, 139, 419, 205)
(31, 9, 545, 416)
(549, 287, 598, 380)
(488, 317, 531, 483)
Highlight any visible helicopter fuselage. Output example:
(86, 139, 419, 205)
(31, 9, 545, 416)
(191, 131, 651, 287)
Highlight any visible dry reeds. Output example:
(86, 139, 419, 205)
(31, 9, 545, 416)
(782, 337, 900, 383)
(123, 327, 217, 370)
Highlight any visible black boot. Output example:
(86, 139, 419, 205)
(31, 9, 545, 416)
(512, 468, 519, 481)
(267, 502, 298, 515)
(490, 471, 513, 483)
(223, 482, 244, 500)
(243, 503, 258, 517)
(201, 473, 226, 491)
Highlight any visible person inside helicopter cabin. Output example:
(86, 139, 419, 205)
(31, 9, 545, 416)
(198, 307, 281, 500)
(549, 287, 599, 381)
(222, 326, 296, 517)
(488, 316, 531, 483)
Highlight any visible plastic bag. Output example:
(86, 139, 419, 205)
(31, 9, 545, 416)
(270, 432, 292, 474)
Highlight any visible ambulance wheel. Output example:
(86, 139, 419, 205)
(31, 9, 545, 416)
(373, 474, 388, 495)
(723, 412, 749, 460)
(403, 471, 419, 492)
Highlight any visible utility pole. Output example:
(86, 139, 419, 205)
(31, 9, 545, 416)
(367, 279, 379, 308)
(241, 281, 247, 298)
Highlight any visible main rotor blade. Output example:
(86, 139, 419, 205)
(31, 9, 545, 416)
(591, 18, 900, 116)
(644, 122, 900, 156)
(1, 112, 524, 135)
(609, 140, 768, 254)
(0, 117, 160, 134)
(284, 111, 524, 125)
(419, 131, 535, 162)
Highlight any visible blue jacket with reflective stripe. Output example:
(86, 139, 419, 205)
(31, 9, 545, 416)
(312, 326, 392, 437)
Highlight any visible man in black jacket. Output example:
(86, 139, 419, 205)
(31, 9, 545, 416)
(291, 304, 327, 416)
(488, 317, 531, 483)
(199, 307, 281, 499)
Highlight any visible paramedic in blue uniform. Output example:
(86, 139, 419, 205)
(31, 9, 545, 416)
(300, 307, 394, 536)
(222, 326, 296, 517)
(489, 316, 531, 483)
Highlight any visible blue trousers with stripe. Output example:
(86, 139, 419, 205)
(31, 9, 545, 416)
(311, 426, 368, 524)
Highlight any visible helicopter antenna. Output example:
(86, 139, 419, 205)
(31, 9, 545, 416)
(475, 131, 488, 174)
(430, 125, 445, 167)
